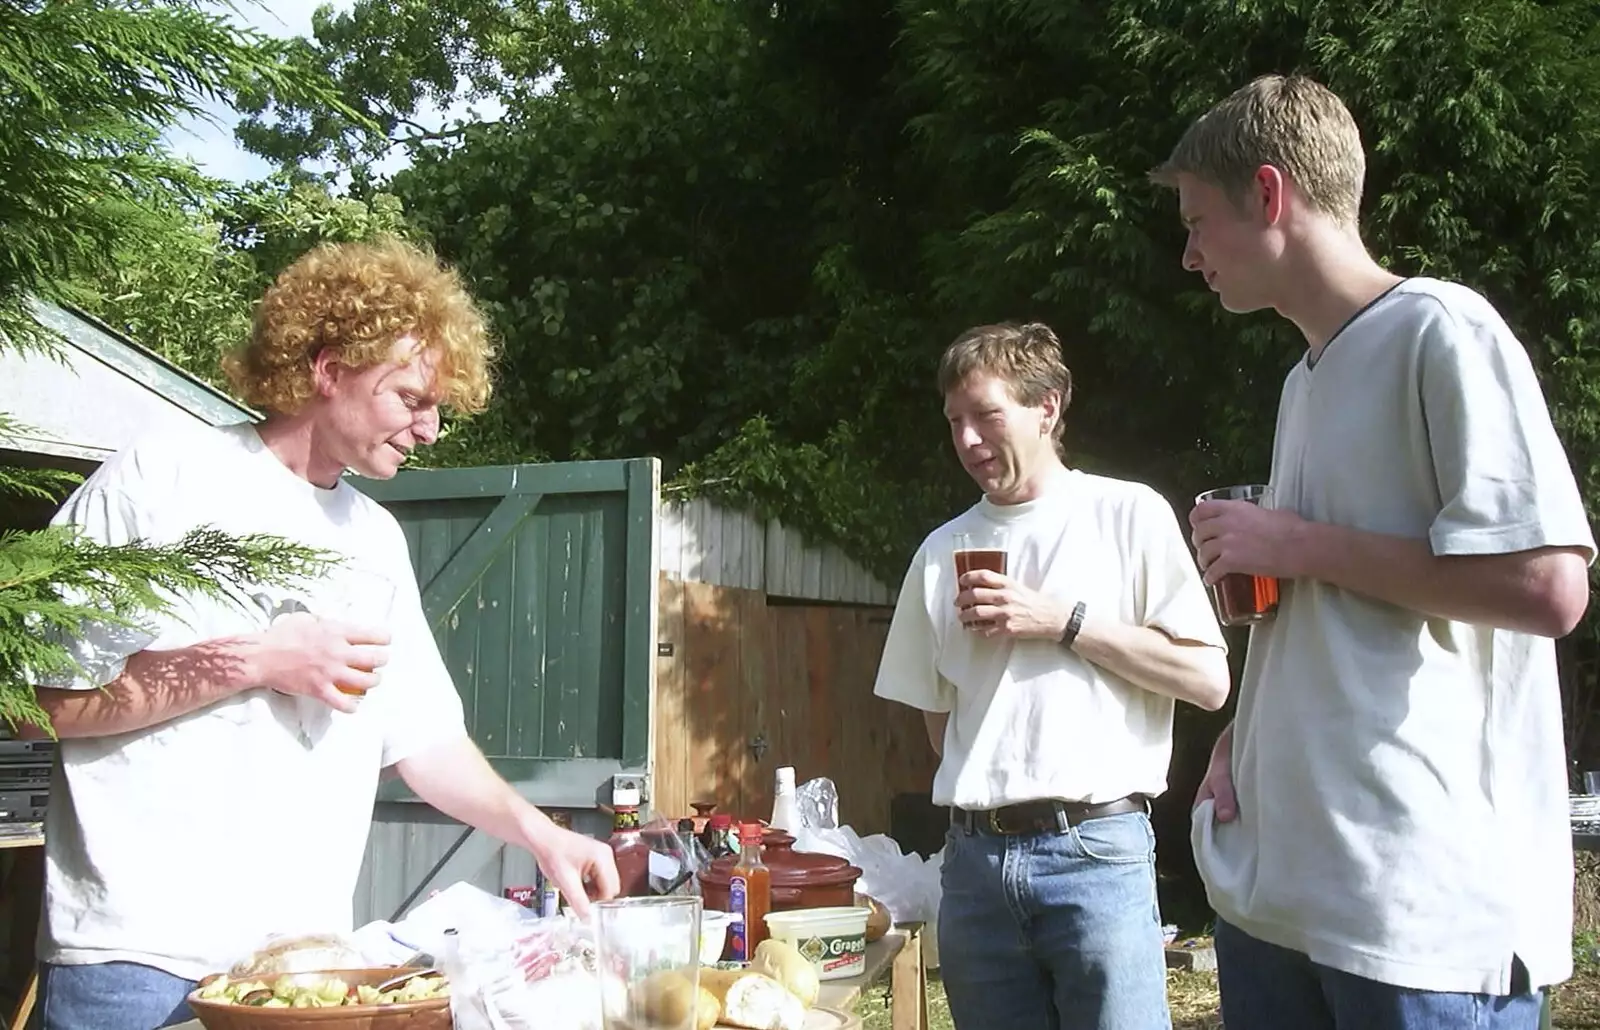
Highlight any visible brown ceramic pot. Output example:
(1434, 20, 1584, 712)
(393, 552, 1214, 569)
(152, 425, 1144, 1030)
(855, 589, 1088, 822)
(698, 830, 861, 913)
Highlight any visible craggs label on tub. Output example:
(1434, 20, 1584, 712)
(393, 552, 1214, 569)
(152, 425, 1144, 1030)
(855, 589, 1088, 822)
(797, 932, 866, 975)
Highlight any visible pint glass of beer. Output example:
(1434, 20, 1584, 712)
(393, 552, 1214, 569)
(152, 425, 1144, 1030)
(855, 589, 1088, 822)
(953, 526, 1009, 630)
(1195, 484, 1279, 627)
(316, 567, 396, 696)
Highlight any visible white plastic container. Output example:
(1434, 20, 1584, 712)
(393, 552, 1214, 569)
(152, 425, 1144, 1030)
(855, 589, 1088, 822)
(764, 906, 871, 981)
(700, 909, 734, 964)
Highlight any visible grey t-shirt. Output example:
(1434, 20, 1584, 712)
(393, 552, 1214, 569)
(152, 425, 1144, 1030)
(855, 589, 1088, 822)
(1192, 278, 1596, 994)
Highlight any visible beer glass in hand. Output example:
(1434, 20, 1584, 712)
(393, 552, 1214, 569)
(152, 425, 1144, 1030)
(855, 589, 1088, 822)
(1196, 484, 1279, 627)
(953, 526, 1009, 630)
(316, 567, 396, 697)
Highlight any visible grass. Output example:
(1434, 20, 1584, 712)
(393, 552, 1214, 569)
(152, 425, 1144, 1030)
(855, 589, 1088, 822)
(854, 954, 1600, 1029)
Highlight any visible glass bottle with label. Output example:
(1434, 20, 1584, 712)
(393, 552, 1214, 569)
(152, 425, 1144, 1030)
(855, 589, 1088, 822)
(607, 794, 651, 898)
(726, 822, 771, 962)
(701, 812, 739, 860)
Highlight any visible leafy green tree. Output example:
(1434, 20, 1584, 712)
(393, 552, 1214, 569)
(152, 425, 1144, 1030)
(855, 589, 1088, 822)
(79, 177, 413, 391)
(0, 0, 346, 731)
(227, 0, 1600, 769)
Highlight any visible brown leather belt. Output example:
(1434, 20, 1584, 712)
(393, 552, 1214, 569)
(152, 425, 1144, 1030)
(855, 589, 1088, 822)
(951, 794, 1148, 836)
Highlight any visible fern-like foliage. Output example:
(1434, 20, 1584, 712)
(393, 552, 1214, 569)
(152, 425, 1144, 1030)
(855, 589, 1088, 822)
(0, 525, 333, 733)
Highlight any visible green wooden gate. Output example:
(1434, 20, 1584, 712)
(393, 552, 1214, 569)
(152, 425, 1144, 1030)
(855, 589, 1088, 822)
(350, 457, 659, 920)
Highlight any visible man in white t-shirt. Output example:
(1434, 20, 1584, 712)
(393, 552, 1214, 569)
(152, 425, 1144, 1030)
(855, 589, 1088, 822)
(873, 321, 1230, 1030)
(1155, 75, 1595, 1030)
(28, 238, 620, 1030)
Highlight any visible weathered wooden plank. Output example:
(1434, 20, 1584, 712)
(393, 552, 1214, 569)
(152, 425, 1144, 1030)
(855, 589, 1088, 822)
(507, 519, 547, 759)
(543, 509, 588, 759)
(683, 581, 743, 818)
(658, 500, 683, 582)
(356, 459, 630, 503)
(652, 574, 689, 822)
(416, 492, 539, 628)
(685, 498, 707, 583)
(736, 587, 775, 820)
(769, 607, 813, 800)
(621, 459, 659, 767)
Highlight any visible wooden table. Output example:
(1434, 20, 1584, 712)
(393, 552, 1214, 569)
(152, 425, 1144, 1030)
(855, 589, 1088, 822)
(172, 925, 933, 1030)
(817, 925, 927, 1030)
(0, 834, 45, 1030)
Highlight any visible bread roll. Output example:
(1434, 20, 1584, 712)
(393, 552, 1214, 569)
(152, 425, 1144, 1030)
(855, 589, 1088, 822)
(751, 939, 819, 1008)
(696, 969, 805, 1030)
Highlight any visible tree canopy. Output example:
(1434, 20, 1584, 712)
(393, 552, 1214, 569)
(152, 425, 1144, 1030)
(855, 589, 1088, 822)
(22, 0, 1600, 760)
(0, 0, 343, 730)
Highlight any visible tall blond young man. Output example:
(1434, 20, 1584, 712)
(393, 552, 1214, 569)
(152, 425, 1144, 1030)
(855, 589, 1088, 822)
(30, 239, 619, 1030)
(1156, 75, 1594, 1029)
(874, 322, 1229, 1030)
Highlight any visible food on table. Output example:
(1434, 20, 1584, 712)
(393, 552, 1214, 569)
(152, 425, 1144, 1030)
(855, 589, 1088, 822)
(194, 971, 449, 1008)
(697, 968, 806, 1030)
(856, 894, 891, 943)
(631, 969, 721, 1030)
(749, 940, 818, 1008)
(228, 934, 368, 977)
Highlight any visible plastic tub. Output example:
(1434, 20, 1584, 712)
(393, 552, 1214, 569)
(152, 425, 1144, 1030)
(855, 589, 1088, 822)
(763, 906, 871, 981)
(699, 909, 733, 964)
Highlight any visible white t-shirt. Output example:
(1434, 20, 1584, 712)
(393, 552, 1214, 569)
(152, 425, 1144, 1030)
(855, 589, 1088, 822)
(38, 422, 468, 980)
(873, 469, 1226, 809)
(1192, 278, 1597, 994)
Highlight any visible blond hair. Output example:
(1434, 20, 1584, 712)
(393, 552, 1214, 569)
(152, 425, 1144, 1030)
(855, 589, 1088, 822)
(937, 322, 1073, 448)
(224, 237, 495, 416)
(1151, 74, 1366, 225)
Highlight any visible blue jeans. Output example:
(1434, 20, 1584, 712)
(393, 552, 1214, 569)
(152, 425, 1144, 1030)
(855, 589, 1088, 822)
(937, 810, 1170, 1030)
(33, 961, 197, 1030)
(1214, 918, 1545, 1030)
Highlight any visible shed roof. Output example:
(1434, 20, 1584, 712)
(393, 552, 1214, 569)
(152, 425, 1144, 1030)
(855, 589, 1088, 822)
(0, 299, 254, 462)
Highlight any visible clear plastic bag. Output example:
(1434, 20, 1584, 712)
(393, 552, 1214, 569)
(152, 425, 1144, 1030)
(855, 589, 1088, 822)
(616, 815, 703, 898)
(789, 777, 944, 968)
(436, 899, 603, 1030)
(228, 932, 369, 978)
(795, 777, 840, 829)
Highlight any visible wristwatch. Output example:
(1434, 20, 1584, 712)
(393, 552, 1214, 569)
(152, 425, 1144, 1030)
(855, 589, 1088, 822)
(1059, 601, 1087, 648)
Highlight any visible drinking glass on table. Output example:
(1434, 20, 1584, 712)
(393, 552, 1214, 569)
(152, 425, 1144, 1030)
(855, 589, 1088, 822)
(594, 896, 703, 1030)
(1195, 484, 1280, 627)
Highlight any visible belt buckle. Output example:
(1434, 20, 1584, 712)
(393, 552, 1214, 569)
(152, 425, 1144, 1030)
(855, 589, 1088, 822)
(985, 809, 1006, 835)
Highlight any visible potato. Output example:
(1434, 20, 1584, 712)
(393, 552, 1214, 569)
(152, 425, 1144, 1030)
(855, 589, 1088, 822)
(628, 970, 720, 1030)
(857, 893, 892, 942)
(693, 984, 721, 1030)
(633, 970, 703, 1029)
(695, 967, 752, 1003)
(751, 939, 819, 1008)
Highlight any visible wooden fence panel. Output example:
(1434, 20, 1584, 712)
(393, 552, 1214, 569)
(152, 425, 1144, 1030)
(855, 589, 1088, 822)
(653, 580, 937, 837)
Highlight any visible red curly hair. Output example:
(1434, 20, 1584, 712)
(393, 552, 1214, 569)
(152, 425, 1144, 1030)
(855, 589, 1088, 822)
(224, 237, 495, 416)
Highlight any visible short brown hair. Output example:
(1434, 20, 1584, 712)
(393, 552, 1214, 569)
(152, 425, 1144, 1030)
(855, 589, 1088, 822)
(224, 237, 495, 416)
(1151, 74, 1366, 226)
(937, 322, 1073, 447)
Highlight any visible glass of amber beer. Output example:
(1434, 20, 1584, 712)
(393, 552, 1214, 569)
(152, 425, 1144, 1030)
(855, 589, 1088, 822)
(953, 526, 1009, 579)
(953, 525, 1009, 630)
(1195, 484, 1279, 627)
(317, 567, 396, 696)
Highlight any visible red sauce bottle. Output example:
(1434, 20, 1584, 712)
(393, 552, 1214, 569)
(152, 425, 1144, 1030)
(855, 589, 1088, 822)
(608, 803, 651, 897)
(726, 822, 771, 961)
